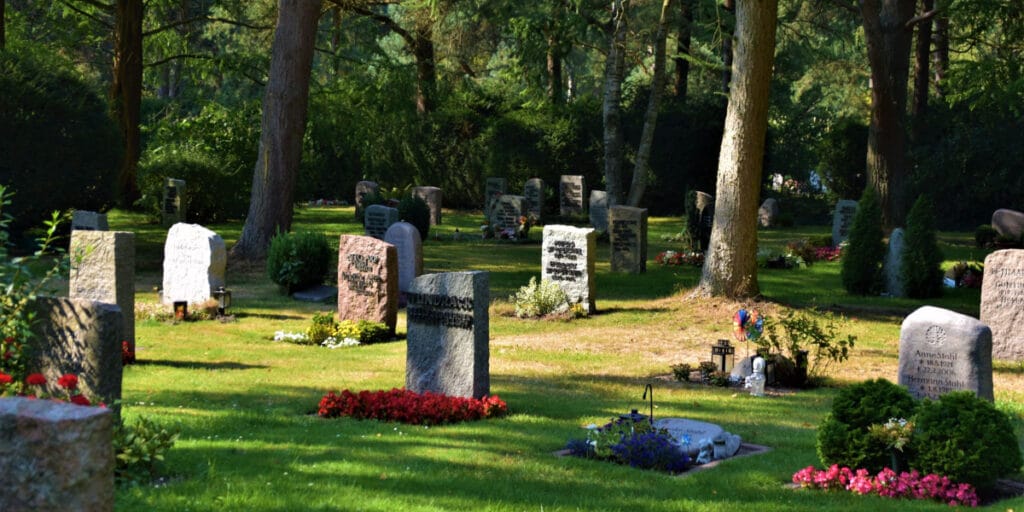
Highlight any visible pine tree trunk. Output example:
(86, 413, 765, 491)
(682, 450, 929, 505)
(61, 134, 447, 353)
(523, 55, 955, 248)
(111, 0, 144, 207)
(627, 0, 672, 207)
(697, 0, 778, 299)
(413, 25, 436, 115)
(910, 0, 933, 135)
(602, 0, 629, 206)
(546, 33, 564, 105)
(931, 13, 948, 98)
(231, 0, 321, 260)
(673, 0, 693, 99)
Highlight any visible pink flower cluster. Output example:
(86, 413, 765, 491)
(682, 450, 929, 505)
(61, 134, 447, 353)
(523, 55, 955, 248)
(793, 465, 979, 507)
(318, 388, 508, 425)
(813, 245, 842, 262)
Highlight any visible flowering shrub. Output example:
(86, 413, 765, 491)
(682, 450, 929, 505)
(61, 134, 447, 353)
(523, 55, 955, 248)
(318, 388, 508, 425)
(0, 371, 97, 407)
(792, 464, 979, 507)
(654, 250, 704, 267)
(510, 277, 570, 318)
(566, 416, 690, 473)
(122, 341, 136, 365)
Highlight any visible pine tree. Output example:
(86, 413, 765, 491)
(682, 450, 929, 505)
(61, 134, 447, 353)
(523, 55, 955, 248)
(841, 188, 885, 295)
(901, 195, 944, 298)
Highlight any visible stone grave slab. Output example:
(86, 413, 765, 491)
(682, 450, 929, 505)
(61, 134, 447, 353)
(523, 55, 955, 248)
(609, 206, 647, 273)
(384, 221, 423, 295)
(758, 198, 779, 228)
(412, 186, 443, 225)
(71, 210, 108, 231)
(485, 177, 507, 218)
(898, 305, 993, 401)
(885, 227, 906, 297)
(832, 199, 858, 246)
(161, 223, 226, 305)
(364, 204, 399, 240)
(992, 209, 1024, 241)
(980, 249, 1024, 360)
(354, 180, 379, 218)
(652, 418, 724, 457)
(542, 225, 596, 313)
(523, 178, 544, 221)
(161, 178, 186, 227)
(337, 235, 398, 334)
(69, 230, 135, 349)
(559, 175, 585, 216)
(589, 190, 609, 233)
(406, 271, 489, 399)
(490, 195, 526, 234)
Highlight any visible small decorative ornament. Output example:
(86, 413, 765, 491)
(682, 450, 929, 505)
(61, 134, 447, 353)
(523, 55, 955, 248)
(733, 309, 764, 341)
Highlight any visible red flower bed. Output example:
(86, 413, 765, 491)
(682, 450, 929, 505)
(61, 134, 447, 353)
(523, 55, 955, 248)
(318, 388, 508, 425)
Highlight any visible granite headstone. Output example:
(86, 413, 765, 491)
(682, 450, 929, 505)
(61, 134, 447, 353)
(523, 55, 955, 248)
(412, 186, 443, 225)
(992, 209, 1024, 241)
(354, 180, 380, 219)
(542, 225, 596, 313)
(485, 177, 507, 218)
(364, 204, 399, 240)
(980, 249, 1024, 360)
(559, 175, 585, 216)
(523, 178, 544, 222)
(885, 228, 906, 298)
(490, 194, 526, 233)
(589, 190, 609, 233)
(161, 178, 186, 227)
(337, 235, 398, 334)
(383, 221, 423, 294)
(609, 206, 647, 273)
(69, 231, 135, 349)
(71, 210, 108, 231)
(898, 305, 993, 401)
(832, 199, 858, 246)
(758, 198, 779, 228)
(161, 223, 226, 305)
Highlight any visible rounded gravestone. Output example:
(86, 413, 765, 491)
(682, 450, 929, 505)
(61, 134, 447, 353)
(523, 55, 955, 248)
(885, 228, 906, 297)
(992, 209, 1024, 241)
(384, 221, 423, 294)
(898, 305, 993, 401)
(758, 198, 780, 228)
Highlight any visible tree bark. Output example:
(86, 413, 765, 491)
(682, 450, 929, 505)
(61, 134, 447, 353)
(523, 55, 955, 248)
(673, 0, 693, 99)
(231, 0, 321, 260)
(861, 0, 916, 229)
(626, 0, 672, 207)
(910, 0, 933, 133)
(602, 0, 629, 206)
(696, 0, 777, 299)
(931, 12, 948, 98)
(111, 0, 144, 207)
(1, 0, 6, 50)
(721, 0, 735, 94)
(546, 32, 564, 105)
(412, 25, 435, 115)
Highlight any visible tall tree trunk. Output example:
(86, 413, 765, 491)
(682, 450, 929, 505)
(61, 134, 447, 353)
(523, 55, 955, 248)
(910, 0, 933, 136)
(931, 13, 948, 98)
(602, 0, 629, 206)
(673, 0, 693, 99)
(231, 0, 321, 260)
(720, 0, 735, 94)
(627, 0, 672, 207)
(697, 0, 778, 299)
(546, 33, 564, 105)
(413, 25, 435, 115)
(111, 0, 144, 207)
(861, 0, 915, 229)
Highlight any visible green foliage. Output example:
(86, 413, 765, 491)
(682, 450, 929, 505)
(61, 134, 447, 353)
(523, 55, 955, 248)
(670, 363, 692, 382)
(816, 117, 868, 204)
(266, 231, 332, 292)
(816, 379, 918, 472)
(114, 416, 179, 485)
(398, 195, 431, 241)
(840, 188, 885, 295)
(761, 308, 856, 387)
(137, 145, 250, 224)
(510, 277, 569, 318)
(305, 312, 339, 346)
(335, 319, 391, 345)
(900, 196, 943, 299)
(913, 392, 1023, 495)
(975, 224, 998, 248)
(0, 47, 120, 234)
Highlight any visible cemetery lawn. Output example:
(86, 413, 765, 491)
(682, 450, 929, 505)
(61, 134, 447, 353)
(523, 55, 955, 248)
(109, 208, 1024, 511)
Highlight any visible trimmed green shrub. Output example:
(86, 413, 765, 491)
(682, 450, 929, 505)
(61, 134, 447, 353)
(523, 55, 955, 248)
(840, 188, 885, 295)
(305, 312, 338, 345)
(335, 319, 391, 344)
(975, 224, 998, 248)
(266, 231, 332, 293)
(398, 195, 431, 241)
(817, 379, 918, 472)
(913, 392, 1023, 495)
(901, 196, 943, 299)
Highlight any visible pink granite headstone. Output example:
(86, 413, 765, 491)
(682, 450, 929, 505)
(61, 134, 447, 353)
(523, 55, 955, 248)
(337, 235, 398, 334)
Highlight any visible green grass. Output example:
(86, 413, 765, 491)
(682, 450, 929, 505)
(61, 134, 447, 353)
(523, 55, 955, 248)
(101, 208, 1022, 511)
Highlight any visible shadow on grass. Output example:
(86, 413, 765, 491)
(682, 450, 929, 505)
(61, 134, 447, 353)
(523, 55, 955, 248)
(136, 359, 271, 370)
(232, 312, 307, 321)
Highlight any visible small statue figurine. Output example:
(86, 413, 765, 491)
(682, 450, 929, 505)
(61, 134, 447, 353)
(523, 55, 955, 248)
(745, 356, 766, 397)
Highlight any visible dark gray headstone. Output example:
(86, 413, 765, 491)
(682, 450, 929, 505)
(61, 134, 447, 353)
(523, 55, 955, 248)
(384, 221, 423, 294)
(0, 398, 114, 512)
(980, 249, 1024, 360)
(69, 231, 135, 350)
(71, 210, 108, 231)
(542, 225, 596, 313)
(758, 198, 779, 228)
(695, 191, 714, 213)
(412, 186, 443, 225)
(29, 297, 123, 410)
(523, 178, 544, 222)
(832, 199, 858, 246)
(992, 209, 1024, 241)
(161, 223, 226, 305)
(885, 228, 906, 298)
(406, 271, 489, 399)
(485, 178, 507, 218)
(559, 175, 586, 216)
(363, 204, 399, 240)
(609, 206, 648, 273)
(898, 306, 993, 401)
(161, 178, 186, 227)
(337, 235, 398, 334)
(490, 195, 526, 234)
(589, 190, 609, 233)
(354, 180, 380, 219)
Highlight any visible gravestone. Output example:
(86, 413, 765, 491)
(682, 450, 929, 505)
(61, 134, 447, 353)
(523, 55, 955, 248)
(695, 192, 714, 251)
(695, 191, 714, 213)
(885, 228, 906, 298)
(542, 225, 596, 313)
(384, 221, 423, 295)
(653, 418, 723, 457)
(363, 204, 399, 240)
(29, 297, 123, 409)
(161, 178, 186, 227)
(337, 235, 398, 334)
(406, 271, 489, 399)
(980, 249, 1024, 360)
(412, 186, 443, 225)
(354, 180, 380, 219)
(485, 177, 507, 218)
(758, 198, 779, 228)
(161, 223, 226, 305)
(832, 199, 858, 246)
(71, 210, 108, 231)
(0, 398, 114, 512)
(609, 206, 648, 273)
(490, 195, 526, 233)
(898, 305, 993, 401)
(589, 190, 609, 233)
(69, 231, 135, 350)
(559, 175, 586, 216)
(992, 209, 1024, 241)
(523, 178, 544, 221)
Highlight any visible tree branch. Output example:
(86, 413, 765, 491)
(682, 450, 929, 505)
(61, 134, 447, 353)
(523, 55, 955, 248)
(825, 0, 859, 16)
(63, 0, 113, 13)
(905, 9, 938, 28)
(346, 5, 415, 47)
(58, 0, 113, 29)
(144, 53, 212, 68)
(143, 16, 272, 37)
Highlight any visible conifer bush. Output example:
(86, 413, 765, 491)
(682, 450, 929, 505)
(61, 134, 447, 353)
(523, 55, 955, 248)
(266, 231, 332, 293)
(900, 196, 943, 298)
(816, 379, 918, 472)
(840, 188, 885, 295)
(398, 195, 431, 241)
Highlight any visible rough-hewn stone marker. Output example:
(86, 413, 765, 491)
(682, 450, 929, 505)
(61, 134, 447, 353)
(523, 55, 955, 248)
(559, 175, 585, 216)
(71, 210, 108, 231)
(69, 230, 135, 349)
(406, 271, 489, 399)
(384, 221, 423, 294)
(992, 209, 1024, 241)
(490, 194, 526, 234)
(832, 199, 858, 246)
(337, 235, 398, 334)
(898, 305, 993, 401)
(485, 177, 507, 218)
(363, 204, 399, 240)
(609, 206, 648, 273)
(161, 178, 186, 227)
(885, 228, 906, 298)
(161, 223, 226, 305)
(589, 190, 609, 233)
(542, 225, 596, 313)
(354, 180, 379, 219)
(412, 186, 443, 225)
(758, 198, 779, 228)
(523, 178, 544, 221)
(0, 398, 114, 512)
(980, 249, 1024, 360)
